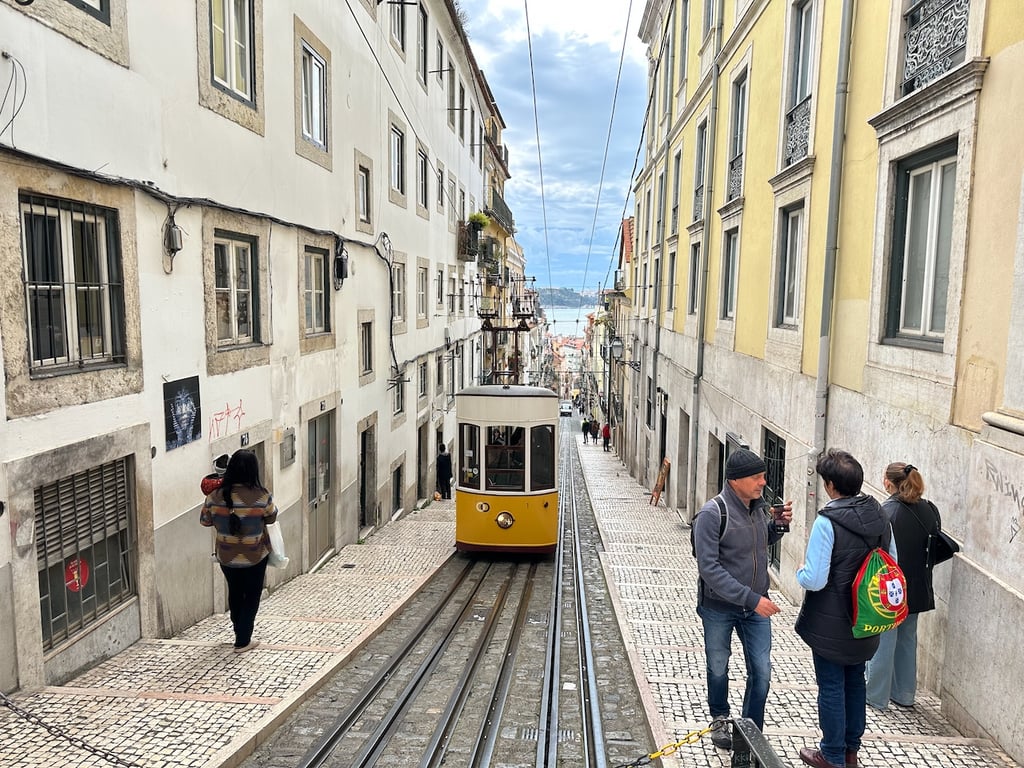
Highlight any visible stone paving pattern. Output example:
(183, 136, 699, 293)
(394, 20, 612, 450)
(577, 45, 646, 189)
(0, 433, 1021, 768)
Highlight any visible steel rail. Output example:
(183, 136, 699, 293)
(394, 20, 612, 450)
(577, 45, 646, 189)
(295, 557, 483, 768)
(346, 562, 517, 767)
(568, 448, 609, 768)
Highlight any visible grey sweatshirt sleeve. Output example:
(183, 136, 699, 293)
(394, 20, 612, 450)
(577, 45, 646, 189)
(693, 499, 759, 611)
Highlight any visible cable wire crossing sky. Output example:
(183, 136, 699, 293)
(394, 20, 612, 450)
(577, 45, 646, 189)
(458, 0, 647, 297)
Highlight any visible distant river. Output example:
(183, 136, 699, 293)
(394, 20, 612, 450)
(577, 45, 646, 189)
(538, 305, 596, 337)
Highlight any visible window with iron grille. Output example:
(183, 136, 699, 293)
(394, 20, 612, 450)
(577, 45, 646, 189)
(214, 231, 259, 345)
(19, 193, 126, 373)
(36, 457, 136, 652)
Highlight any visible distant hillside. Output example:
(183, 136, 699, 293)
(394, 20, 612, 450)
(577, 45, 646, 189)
(537, 287, 588, 307)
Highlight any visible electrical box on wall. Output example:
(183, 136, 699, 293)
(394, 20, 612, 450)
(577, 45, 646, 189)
(280, 427, 296, 467)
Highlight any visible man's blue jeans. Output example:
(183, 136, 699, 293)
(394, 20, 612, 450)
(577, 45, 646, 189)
(811, 651, 867, 767)
(865, 613, 919, 709)
(697, 603, 772, 729)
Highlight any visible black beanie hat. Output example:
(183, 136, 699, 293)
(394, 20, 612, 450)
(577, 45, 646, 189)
(726, 448, 767, 480)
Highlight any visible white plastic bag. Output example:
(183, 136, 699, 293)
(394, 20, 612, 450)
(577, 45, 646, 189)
(266, 522, 289, 569)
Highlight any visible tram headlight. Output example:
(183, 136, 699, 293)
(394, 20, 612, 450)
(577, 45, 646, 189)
(495, 511, 515, 529)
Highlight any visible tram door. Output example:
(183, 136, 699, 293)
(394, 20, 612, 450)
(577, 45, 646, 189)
(307, 412, 334, 564)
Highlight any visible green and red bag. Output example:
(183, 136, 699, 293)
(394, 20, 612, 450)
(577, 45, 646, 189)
(851, 546, 909, 638)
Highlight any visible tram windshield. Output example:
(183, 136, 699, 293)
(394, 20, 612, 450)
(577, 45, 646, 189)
(485, 425, 525, 491)
(459, 423, 480, 490)
(530, 425, 555, 490)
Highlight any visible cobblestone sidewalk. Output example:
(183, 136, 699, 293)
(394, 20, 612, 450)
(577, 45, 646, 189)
(577, 436, 1022, 768)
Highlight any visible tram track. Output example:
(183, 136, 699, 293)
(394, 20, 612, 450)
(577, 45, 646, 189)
(241, 426, 654, 768)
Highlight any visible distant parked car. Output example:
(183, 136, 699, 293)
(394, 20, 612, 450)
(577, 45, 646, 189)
(559, 401, 573, 417)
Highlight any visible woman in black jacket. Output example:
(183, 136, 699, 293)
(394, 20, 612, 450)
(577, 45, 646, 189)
(865, 462, 941, 710)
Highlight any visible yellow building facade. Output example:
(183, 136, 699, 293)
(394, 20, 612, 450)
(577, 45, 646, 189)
(623, 0, 1024, 758)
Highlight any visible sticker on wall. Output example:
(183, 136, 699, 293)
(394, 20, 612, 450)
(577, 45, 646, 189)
(164, 376, 202, 450)
(65, 558, 90, 593)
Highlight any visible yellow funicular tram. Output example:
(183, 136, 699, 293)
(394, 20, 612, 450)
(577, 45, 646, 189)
(455, 384, 560, 554)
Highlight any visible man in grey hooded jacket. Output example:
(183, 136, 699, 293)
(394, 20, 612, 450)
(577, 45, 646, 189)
(693, 448, 792, 749)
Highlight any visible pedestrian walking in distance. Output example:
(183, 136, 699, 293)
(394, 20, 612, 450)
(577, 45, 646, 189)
(581, 417, 590, 444)
(590, 419, 600, 445)
(866, 462, 944, 711)
(436, 443, 453, 500)
(200, 450, 277, 653)
(692, 448, 792, 750)
(795, 449, 897, 768)
(602, 422, 611, 451)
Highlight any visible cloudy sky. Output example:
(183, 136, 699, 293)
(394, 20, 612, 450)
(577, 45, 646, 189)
(458, 0, 649, 296)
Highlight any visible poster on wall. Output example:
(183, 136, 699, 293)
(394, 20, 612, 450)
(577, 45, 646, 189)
(164, 376, 202, 450)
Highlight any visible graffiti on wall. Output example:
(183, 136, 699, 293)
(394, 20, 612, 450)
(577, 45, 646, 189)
(983, 458, 1024, 543)
(164, 376, 201, 450)
(209, 400, 246, 441)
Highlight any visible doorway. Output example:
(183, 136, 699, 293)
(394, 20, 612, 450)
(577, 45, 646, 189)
(359, 425, 377, 529)
(307, 412, 334, 564)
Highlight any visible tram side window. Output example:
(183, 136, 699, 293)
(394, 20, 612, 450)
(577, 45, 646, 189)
(459, 422, 480, 489)
(485, 425, 525, 491)
(530, 424, 555, 491)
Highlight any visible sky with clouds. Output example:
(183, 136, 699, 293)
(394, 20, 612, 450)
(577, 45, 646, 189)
(458, 0, 649, 297)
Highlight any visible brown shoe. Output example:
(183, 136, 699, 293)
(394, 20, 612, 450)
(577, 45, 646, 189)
(799, 747, 843, 768)
(233, 640, 260, 654)
(846, 750, 858, 768)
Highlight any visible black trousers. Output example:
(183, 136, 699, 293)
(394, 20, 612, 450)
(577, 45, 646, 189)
(220, 556, 269, 647)
(438, 477, 452, 499)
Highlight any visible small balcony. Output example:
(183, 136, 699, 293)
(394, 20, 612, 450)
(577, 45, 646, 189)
(457, 221, 477, 261)
(485, 187, 515, 234)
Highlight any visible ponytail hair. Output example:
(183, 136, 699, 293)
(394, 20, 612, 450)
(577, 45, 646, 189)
(885, 461, 924, 504)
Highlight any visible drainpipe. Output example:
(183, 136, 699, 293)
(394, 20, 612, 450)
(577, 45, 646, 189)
(687, 0, 725, 522)
(809, 0, 856, 510)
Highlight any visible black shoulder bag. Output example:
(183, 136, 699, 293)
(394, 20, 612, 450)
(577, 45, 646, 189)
(900, 499, 959, 568)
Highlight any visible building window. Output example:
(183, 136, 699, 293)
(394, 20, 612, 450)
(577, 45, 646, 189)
(653, 257, 661, 310)
(358, 165, 372, 224)
(393, 379, 404, 414)
(19, 193, 126, 372)
(437, 164, 445, 211)
(672, 150, 681, 234)
(300, 43, 327, 148)
(436, 268, 445, 305)
(776, 205, 803, 327)
(693, 119, 707, 220)
(304, 246, 329, 334)
(667, 250, 676, 309)
(214, 232, 258, 345)
(436, 39, 445, 82)
(435, 351, 444, 394)
(784, 0, 814, 165)
(901, 0, 969, 97)
(447, 61, 456, 127)
(66, 0, 110, 23)
(656, 172, 665, 243)
(36, 457, 136, 652)
(417, 148, 429, 210)
(646, 375, 655, 427)
(727, 70, 748, 201)
(419, 360, 428, 397)
(448, 276, 456, 314)
(722, 228, 739, 319)
(470, 107, 476, 158)
(641, 262, 649, 307)
(360, 320, 373, 374)
(887, 142, 957, 343)
(390, 124, 405, 195)
(392, 262, 406, 322)
(211, 0, 253, 100)
(417, 4, 428, 85)
(702, 0, 714, 39)
(390, 0, 406, 51)
(417, 267, 428, 318)
(447, 176, 456, 225)
(762, 428, 786, 568)
(662, 21, 674, 117)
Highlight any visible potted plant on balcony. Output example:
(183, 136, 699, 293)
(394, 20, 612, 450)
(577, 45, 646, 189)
(468, 211, 489, 231)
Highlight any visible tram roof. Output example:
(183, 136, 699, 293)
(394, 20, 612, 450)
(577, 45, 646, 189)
(457, 385, 558, 399)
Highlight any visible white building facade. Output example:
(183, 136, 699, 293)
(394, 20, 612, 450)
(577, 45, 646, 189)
(0, 0, 495, 691)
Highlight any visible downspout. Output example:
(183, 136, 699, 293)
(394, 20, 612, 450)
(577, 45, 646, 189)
(687, 0, 725, 522)
(809, 0, 856, 507)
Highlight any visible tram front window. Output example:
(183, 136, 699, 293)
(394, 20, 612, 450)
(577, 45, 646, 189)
(530, 424, 555, 490)
(459, 423, 481, 490)
(485, 425, 525, 491)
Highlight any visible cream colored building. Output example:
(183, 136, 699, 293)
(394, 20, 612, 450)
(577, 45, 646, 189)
(0, 0, 503, 691)
(626, 0, 1024, 759)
